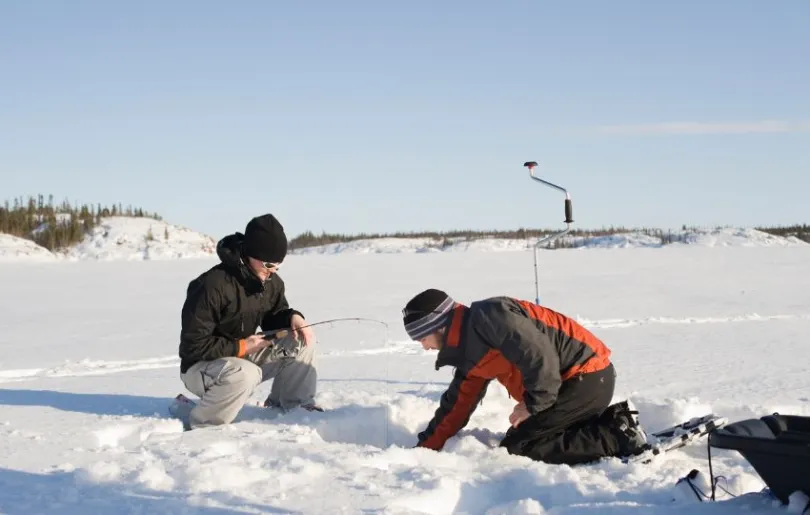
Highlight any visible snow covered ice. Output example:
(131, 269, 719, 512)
(1, 242, 809, 513)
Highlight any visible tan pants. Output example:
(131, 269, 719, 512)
(178, 334, 317, 429)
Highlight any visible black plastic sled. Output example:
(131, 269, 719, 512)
(709, 413, 810, 504)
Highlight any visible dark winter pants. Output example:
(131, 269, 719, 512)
(499, 364, 622, 465)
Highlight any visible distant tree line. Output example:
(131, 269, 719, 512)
(289, 224, 809, 250)
(0, 194, 162, 251)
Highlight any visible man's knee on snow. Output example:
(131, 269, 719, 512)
(188, 359, 263, 428)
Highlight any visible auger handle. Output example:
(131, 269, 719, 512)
(523, 161, 575, 304)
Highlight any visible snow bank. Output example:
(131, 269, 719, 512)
(0, 233, 56, 262)
(672, 227, 804, 247)
(59, 217, 216, 261)
(559, 232, 666, 249)
(2, 217, 216, 262)
(291, 237, 446, 255)
(292, 227, 806, 255)
(3, 221, 805, 262)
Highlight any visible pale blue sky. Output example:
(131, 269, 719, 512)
(2, 1, 808, 240)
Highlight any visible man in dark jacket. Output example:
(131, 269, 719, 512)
(171, 214, 321, 430)
(403, 288, 650, 465)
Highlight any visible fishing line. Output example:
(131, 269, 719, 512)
(260, 317, 389, 339)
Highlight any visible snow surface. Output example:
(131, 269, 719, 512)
(1, 245, 810, 513)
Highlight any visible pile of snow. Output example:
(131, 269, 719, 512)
(291, 237, 448, 255)
(558, 227, 804, 249)
(293, 227, 806, 255)
(674, 227, 806, 247)
(0, 233, 57, 262)
(440, 238, 545, 253)
(559, 232, 666, 249)
(60, 217, 216, 261)
(290, 234, 661, 255)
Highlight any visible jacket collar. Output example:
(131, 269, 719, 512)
(434, 304, 469, 370)
(216, 233, 267, 294)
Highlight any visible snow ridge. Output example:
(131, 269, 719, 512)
(0, 233, 58, 261)
(292, 227, 807, 255)
(0, 217, 216, 262)
(1, 222, 806, 262)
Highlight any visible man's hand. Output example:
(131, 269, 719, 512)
(243, 334, 273, 355)
(509, 402, 530, 428)
(291, 313, 315, 346)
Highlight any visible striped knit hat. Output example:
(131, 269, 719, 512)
(402, 289, 455, 341)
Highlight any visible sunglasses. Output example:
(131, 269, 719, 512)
(260, 261, 282, 270)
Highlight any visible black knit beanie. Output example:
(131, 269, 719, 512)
(243, 214, 288, 263)
(402, 288, 455, 340)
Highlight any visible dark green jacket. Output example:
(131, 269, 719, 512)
(178, 233, 301, 373)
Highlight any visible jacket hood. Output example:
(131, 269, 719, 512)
(216, 233, 265, 291)
(216, 232, 244, 268)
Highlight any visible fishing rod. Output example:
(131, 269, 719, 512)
(524, 161, 574, 304)
(260, 317, 389, 341)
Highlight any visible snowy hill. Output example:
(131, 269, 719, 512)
(61, 217, 216, 261)
(292, 227, 807, 255)
(0, 233, 57, 261)
(674, 227, 807, 247)
(0, 217, 216, 262)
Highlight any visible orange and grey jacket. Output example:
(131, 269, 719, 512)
(416, 296, 611, 451)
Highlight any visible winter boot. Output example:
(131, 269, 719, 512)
(263, 397, 324, 413)
(168, 394, 195, 431)
(602, 400, 650, 457)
